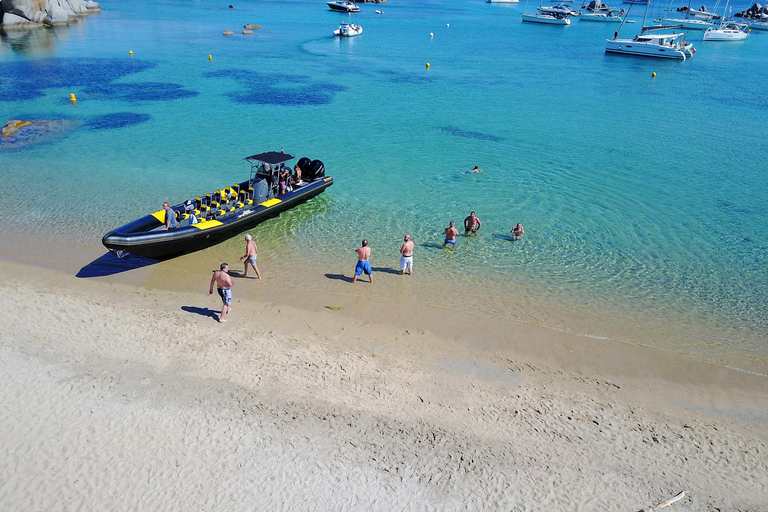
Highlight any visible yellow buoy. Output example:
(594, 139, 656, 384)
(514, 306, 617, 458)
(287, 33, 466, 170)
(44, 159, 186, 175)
(426, 62, 430, 68)
(69, 93, 76, 103)
(209, 54, 212, 61)
(652, 72, 656, 78)
(129, 50, 133, 55)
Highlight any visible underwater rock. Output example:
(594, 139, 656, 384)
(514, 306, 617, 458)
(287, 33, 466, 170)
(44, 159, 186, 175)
(2, 119, 34, 137)
(223, 30, 234, 35)
(243, 23, 261, 29)
(242, 29, 253, 34)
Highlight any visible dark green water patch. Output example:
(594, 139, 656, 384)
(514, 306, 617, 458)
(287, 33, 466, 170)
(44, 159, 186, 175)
(85, 112, 152, 130)
(0, 58, 156, 102)
(205, 69, 346, 106)
(82, 82, 198, 102)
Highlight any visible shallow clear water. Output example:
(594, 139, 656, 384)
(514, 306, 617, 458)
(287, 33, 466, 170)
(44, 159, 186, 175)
(1, 0, 767, 373)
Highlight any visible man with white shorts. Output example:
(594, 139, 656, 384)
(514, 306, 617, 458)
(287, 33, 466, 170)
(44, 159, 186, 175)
(399, 234, 414, 275)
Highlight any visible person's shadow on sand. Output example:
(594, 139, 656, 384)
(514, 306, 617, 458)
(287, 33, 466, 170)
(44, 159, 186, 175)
(325, 273, 353, 283)
(371, 267, 400, 275)
(181, 306, 219, 321)
(226, 270, 257, 279)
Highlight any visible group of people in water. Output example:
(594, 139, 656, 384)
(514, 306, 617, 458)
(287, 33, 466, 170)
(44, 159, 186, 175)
(206, 206, 524, 322)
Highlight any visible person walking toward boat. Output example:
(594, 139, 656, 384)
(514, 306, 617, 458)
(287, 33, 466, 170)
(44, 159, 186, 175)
(162, 202, 178, 230)
(399, 234, 414, 275)
(444, 221, 459, 248)
(239, 234, 261, 279)
(512, 223, 525, 239)
(464, 211, 482, 234)
(352, 239, 373, 284)
(209, 262, 234, 323)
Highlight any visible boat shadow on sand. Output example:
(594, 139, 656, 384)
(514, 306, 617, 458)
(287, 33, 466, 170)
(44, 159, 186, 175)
(76, 251, 159, 278)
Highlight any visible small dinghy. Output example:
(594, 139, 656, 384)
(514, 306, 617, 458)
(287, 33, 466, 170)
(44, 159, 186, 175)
(102, 151, 333, 260)
(334, 22, 363, 36)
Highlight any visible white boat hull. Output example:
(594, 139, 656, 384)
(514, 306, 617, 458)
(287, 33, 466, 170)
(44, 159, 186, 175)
(605, 38, 687, 58)
(487, 0, 519, 3)
(522, 12, 571, 24)
(749, 21, 768, 30)
(327, 1, 360, 12)
(579, 13, 623, 21)
(334, 25, 363, 36)
(703, 29, 749, 40)
(664, 17, 714, 29)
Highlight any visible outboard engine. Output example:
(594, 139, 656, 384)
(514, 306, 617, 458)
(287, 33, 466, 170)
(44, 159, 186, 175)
(297, 157, 312, 173)
(307, 159, 325, 180)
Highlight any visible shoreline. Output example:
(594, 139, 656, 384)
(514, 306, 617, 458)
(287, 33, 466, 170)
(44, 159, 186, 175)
(1, 258, 767, 510)
(2, 240, 767, 422)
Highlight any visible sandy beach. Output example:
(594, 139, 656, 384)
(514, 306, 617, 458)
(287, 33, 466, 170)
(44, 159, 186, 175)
(0, 257, 766, 511)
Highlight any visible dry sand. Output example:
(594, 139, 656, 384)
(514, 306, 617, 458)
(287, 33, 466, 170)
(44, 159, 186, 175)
(1, 259, 767, 511)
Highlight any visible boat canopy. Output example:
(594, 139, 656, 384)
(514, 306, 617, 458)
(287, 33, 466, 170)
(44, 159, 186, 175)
(244, 151, 295, 166)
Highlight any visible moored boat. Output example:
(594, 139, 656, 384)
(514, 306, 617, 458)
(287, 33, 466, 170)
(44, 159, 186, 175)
(522, 11, 572, 23)
(327, 0, 360, 12)
(102, 152, 333, 260)
(703, 20, 750, 39)
(580, 9, 625, 21)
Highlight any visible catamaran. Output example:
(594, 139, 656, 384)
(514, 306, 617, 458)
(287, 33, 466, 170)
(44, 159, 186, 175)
(605, 0, 695, 59)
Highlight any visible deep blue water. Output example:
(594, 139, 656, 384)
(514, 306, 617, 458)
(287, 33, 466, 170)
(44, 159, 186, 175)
(1, 0, 766, 373)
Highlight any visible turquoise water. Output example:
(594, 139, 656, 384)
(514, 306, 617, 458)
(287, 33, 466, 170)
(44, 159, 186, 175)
(1, 0, 767, 373)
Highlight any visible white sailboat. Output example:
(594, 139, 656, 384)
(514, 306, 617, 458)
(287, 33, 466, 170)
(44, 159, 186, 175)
(605, 0, 695, 59)
(703, 20, 750, 39)
(522, 0, 572, 24)
(580, 8, 625, 21)
(663, 0, 717, 29)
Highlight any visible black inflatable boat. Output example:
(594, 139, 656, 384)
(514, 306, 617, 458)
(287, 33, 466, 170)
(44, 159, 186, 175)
(102, 151, 333, 259)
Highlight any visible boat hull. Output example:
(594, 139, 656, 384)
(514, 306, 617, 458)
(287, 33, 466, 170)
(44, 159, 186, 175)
(605, 39, 686, 59)
(102, 177, 333, 260)
(522, 13, 571, 24)
(579, 13, 623, 22)
(703, 29, 749, 40)
(327, 2, 359, 12)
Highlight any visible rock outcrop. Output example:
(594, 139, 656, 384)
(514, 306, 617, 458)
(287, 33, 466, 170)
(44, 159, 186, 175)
(1, 0, 101, 29)
(2, 119, 34, 137)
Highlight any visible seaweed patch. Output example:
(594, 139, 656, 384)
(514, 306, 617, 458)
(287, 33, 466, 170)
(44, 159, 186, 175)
(440, 126, 503, 142)
(205, 69, 346, 106)
(0, 58, 156, 103)
(85, 112, 152, 130)
(82, 82, 198, 102)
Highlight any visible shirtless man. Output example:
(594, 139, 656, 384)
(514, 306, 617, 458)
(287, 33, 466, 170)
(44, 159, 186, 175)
(444, 221, 459, 248)
(468, 165, 483, 174)
(399, 234, 414, 275)
(162, 202, 178, 230)
(352, 239, 373, 284)
(209, 262, 234, 322)
(464, 211, 482, 234)
(239, 234, 261, 279)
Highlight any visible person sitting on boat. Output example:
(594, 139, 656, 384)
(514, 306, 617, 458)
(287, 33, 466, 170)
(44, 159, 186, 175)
(162, 202, 178, 230)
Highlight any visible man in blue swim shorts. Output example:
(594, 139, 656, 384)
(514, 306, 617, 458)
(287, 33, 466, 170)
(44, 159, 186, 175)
(352, 239, 373, 284)
(444, 220, 459, 248)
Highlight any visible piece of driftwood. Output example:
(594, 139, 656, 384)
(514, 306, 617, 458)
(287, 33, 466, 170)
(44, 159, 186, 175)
(638, 491, 687, 512)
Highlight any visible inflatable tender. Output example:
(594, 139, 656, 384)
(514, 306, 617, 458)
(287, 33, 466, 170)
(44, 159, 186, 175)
(102, 151, 333, 259)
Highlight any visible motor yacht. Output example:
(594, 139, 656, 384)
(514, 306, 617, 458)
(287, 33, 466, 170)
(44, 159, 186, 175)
(522, 11, 572, 23)
(327, 0, 360, 12)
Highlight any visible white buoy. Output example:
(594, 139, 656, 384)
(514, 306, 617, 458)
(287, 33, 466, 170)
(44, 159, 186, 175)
(430, 32, 434, 37)
(446, 23, 450, 27)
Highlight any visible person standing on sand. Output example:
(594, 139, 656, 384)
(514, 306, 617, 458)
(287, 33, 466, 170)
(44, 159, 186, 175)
(444, 221, 459, 248)
(352, 239, 373, 284)
(464, 211, 482, 234)
(209, 263, 234, 322)
(399, 234, 414, 275)
(239, 234, 261, 279)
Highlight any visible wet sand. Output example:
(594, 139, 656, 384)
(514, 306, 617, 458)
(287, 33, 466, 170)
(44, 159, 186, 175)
(1, 248, 767, 510)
